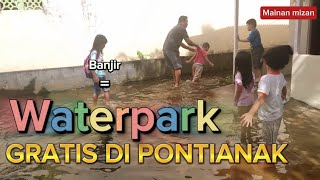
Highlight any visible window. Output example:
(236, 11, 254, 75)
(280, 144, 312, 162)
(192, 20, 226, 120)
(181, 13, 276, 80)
(0, 0, 43, 10)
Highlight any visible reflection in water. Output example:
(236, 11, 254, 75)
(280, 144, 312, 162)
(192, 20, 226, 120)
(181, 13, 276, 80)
(90, 166, 121, 173)
(0, 74, 320, 179)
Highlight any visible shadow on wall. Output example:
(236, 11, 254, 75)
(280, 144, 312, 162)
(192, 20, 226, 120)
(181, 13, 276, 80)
(188, 24, 289, 56)
(0, 78, 50, 98)
(113, 24, 288, 61)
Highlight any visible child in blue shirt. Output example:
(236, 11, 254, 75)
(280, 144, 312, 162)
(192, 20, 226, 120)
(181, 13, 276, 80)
(238, 18, 264, 84)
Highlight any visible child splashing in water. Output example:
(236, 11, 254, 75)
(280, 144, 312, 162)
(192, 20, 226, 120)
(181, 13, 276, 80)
(241, 45, 293, 153)
(234, 51, 255, 144)
(90, 34, 110, 107)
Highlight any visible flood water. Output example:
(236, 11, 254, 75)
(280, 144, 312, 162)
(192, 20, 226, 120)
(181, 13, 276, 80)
(0, 73, 320, 180)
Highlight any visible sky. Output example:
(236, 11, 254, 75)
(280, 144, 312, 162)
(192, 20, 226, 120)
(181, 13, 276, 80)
(93, 0, 290, 60)
(0, 0, 292, 72)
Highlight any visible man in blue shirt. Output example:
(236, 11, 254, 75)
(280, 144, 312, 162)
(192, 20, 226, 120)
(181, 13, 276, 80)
(238, 19, 264, 83)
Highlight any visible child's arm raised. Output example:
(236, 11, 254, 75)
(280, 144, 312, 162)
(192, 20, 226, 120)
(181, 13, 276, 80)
(237, 34, 250, 43)
(241, 92, 266, 127)
(186, 54, 196, 64)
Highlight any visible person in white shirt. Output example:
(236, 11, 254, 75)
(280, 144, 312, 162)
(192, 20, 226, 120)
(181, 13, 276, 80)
(241, 45, 293, 153)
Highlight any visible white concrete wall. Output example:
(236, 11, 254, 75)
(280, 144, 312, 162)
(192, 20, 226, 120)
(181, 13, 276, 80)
(0, 53, 233, 93)
(289, 0, 320, 109)
(0, 0, 92, 73)
(291, 55, 320, 109)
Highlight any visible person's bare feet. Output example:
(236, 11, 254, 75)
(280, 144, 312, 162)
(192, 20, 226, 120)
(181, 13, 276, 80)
(105, 102, 117, 111)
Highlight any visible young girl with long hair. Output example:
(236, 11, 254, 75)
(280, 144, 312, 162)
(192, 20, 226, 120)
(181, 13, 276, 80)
(90, 34, 109, 107)
(234, 51, 255, 144)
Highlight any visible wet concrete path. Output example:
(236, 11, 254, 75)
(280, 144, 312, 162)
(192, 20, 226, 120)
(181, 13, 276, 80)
(0, 73, 319, 180)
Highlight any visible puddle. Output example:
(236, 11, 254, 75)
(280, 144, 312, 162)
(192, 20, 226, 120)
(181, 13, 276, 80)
(0, 73, 320, 179)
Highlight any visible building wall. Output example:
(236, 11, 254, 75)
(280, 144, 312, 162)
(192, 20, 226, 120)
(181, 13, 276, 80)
(289, 0, 320, 109)
(0, 53, 233, 94)
(291, 55, 320, 109)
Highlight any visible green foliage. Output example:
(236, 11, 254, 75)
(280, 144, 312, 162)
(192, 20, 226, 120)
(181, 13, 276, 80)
(137, 50, 152, 60)
(137, 51, 145, 60)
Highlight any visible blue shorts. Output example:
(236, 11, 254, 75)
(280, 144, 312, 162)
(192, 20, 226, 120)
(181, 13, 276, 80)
(163, 50, 182, 70)
(94, 76, 110, 95)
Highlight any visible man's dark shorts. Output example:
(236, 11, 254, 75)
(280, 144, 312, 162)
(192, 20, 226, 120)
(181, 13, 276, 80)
(251, 46, 264, 70)
(163, 50, 182, 70)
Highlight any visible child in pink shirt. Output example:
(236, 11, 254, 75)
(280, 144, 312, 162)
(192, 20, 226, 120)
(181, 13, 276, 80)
(234, 51, 255, 144)
(186, 42, 214, 82)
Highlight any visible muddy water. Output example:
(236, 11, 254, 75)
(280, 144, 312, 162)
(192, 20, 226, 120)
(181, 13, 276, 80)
(0, 74, 320, 180)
